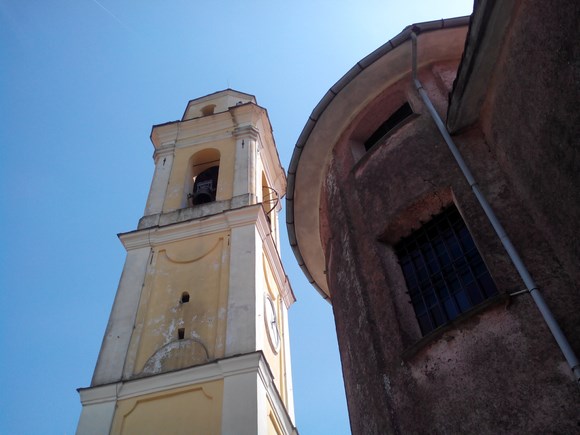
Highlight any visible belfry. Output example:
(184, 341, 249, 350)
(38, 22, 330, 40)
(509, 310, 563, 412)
(76, 90, 297, 435)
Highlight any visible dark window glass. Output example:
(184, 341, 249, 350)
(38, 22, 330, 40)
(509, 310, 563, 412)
(395, 206, 498, 335)
(364, 102, 414, 151)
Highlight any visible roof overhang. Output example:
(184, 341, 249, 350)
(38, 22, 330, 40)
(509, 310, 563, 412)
(447, 0, 519, 132)
(286, 18, 470, 301)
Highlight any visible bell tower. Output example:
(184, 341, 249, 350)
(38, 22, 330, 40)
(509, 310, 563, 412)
(77, 90, 297, 435)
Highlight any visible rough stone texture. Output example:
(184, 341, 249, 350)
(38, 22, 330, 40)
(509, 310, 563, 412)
(318, 12, 580, 432)
(480, 0, 580, 347)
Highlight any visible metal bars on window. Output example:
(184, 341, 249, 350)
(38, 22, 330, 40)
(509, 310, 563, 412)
(395, 206, 498, 335)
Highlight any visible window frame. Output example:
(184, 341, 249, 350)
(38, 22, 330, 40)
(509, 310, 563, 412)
(395, 206, 499, 335)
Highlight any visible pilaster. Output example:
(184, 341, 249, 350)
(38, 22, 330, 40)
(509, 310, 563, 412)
(92, 246, 151, 386)
(144, 144, 175, 216)
(233, 125, 259, 201)
(225, 223, 261, 356)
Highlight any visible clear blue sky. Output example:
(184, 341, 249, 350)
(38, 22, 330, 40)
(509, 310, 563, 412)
(0, 1, 472, 434)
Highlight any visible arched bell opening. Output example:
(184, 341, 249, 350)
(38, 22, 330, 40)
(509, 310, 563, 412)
(183, 148, 221, 208)
(191, 166, 219, 205)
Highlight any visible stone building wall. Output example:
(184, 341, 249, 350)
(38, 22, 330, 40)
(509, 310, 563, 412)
(288, 3, 580, 432)
(319, 53, 580, 434)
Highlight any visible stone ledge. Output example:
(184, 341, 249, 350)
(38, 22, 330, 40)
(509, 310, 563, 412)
(138, 193, 253, 230)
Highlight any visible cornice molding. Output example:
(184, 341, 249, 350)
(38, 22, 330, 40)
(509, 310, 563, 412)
(151, 103, 265, 151)
(153, 144, 175, 161)
(257, 355, 297, 434)
(78, 351, 296, 431)
(120, 204, 263, 250)
(120, 203, 295, 306)
(151, 111, 235, 150)
(78, 383, 119, 406)
(234, 124, 260, 141)
(80, 352, 262, 404)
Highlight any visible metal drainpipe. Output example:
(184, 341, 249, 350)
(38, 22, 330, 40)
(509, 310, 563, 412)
(410, 31, 580, 384)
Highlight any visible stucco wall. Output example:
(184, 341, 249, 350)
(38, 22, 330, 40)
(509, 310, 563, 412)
(111, 380, 224, 435)
(480, 0, 580, 349)
(124, 231, 230, 378)
(319, 57, 580, 433)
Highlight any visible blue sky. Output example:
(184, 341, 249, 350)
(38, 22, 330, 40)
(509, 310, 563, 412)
(0, 1, 472, 433)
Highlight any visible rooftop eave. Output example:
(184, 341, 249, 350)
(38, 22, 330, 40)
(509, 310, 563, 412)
(447, 0, 518, 133)
(286, 17, 470, 301)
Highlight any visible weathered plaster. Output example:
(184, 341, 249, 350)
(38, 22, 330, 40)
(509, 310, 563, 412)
(79, 90, 296, 434)
(289, 8, 580, 433)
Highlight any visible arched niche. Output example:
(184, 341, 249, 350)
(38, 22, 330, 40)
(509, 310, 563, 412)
(183, 148, 221, 208)
(141, 338, 210, 375)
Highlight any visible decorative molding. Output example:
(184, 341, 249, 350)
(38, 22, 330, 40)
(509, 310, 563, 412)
(151, 111, 235, 150)
(80, 352, 296, 433)
(120, 203, 294, 305)
(121, 205, 258, 250)
(234, 124, 260, 141)
(175, 131, 234, 149)
(257, 355, 297, 434)
(78, 383, 119, 406)
(162, 236, 222, 264)
(153, 143, 175, 162)
(81, 353, 260, 405)
(222, 204, 261, 229)
(138, 194, 253, 230)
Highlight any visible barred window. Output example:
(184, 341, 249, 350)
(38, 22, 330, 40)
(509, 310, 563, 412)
(395, 206, 498, 335)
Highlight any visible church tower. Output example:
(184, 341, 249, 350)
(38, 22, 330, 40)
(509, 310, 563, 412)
(77, 90, 297, 435)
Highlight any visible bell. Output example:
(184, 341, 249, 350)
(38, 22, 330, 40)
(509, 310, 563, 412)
(192, 166, 219, 205)
(192, 180, 215, 204)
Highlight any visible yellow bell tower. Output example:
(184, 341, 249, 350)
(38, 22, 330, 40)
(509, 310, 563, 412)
(76, 90, 297, 435)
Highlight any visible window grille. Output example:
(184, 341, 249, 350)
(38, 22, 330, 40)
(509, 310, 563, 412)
(395, 206, 498, 335)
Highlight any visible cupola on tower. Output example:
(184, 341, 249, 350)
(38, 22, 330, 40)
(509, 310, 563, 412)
(77, 89, 297, 435)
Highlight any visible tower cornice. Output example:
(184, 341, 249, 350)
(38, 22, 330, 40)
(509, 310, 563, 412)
(120, 203, 295, 308)
(120, 204, 262, 249)
(150, 102, 268, 150)
(80, 353, 265, 404)
(79, 352, 296, 434)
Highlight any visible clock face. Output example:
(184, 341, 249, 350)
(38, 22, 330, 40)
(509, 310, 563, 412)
(264, 295, 280, 353)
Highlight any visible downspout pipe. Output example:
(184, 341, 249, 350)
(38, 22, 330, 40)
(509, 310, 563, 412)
(410, 31, 580, 385)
